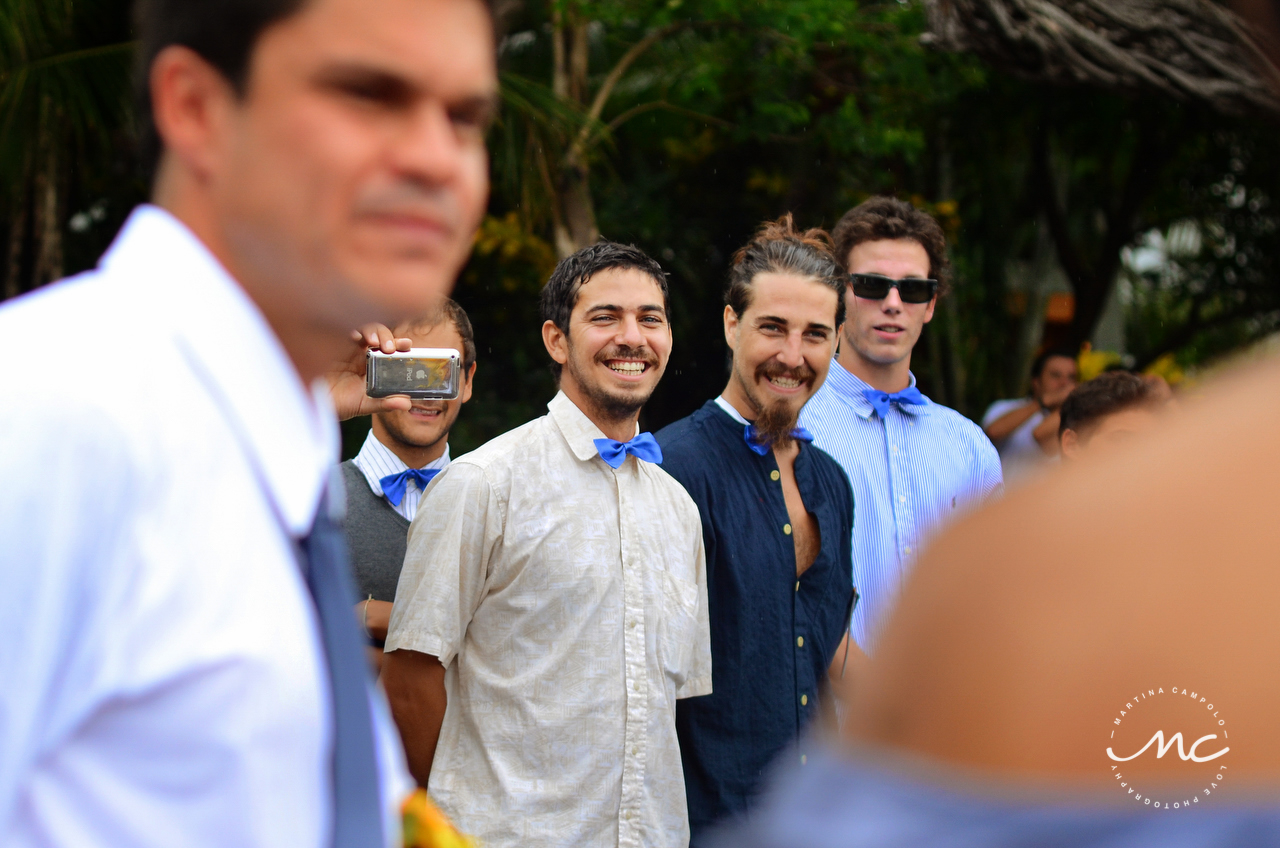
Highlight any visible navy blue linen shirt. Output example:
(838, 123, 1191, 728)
(657, 400, 855, 842)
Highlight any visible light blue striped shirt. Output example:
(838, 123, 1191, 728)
(799, 359, 1002, 652)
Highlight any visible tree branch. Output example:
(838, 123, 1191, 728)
(565, 23, 687, 166)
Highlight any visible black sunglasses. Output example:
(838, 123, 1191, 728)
(849, 273, 938, 304)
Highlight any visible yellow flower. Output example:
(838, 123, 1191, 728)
(402, 790, 476, 848)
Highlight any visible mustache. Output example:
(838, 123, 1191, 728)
(756, 359, 817, 385)
(596, 344, 658, 366)
(353, 181, 460, 229)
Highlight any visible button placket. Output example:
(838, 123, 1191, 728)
(615, 465, 647, 848)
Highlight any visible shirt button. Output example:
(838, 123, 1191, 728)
(891, 445, 898, 454)
(796, 636, 804, 647)
(795, 580, 800, 592)
(783, 523, 792, 535)
(800, 694, 808, 706)
(905, 546, 912, 554)
(899, 495, 906, 504)
(633, 680, 641, 691)
(770, 470, 780, 481)
(801, 754, 808, 765)
(631, 747, 639, 756)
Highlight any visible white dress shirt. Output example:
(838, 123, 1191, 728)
(386, 391, 712, 848)
(0, 206, 410, 848)
(351, 428, 451, 522)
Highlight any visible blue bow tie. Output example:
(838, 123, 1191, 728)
(862, 386, 926, 418)
(379, 468, 440, 506)
(743, 424, 815, 456)
(593, 432, 664, 468)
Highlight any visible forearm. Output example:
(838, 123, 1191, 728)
(983, 401, 1040, 443)
(382, 649, 448, 787)
(1032, 411, 1062, 454)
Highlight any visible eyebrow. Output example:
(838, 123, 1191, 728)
(312, 62, 500, 121)
(756, 314, 834, 333)
(584, 304, 667, 314)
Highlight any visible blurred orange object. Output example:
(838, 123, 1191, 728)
(402, 790, 476, 848)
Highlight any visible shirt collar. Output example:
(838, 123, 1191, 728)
(548, 390, 635, 463)
(102, 205, 339, 536)
(353, 428, 451, 496)
(714, 395, 751, 426)
(822, 358, 931, 420)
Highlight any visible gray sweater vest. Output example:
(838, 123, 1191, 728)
(341, 461, 411, 602)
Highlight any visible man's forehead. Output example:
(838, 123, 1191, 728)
(747, 272, 838, 322)
(575, 268, 666, 309)
(261, 0, 497, 93)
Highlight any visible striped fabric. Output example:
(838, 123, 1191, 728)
(799, 359, 1002, 652)
(350, 429, 450, 523)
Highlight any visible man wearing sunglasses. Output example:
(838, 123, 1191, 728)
(799, 197, 1002, 654)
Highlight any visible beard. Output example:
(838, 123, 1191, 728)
(565, 342, 660, 423)
(739, 358, 817, 448)
(379, 400, 457, 449)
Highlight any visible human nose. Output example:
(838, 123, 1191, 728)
(776, 331, 805, 368)
(882, 286, 904, 312)
(616, 314, 646, 347)
(393, 101, 465, 185)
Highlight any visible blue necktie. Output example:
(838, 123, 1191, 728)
(379, 468, 439, 507)
(299, 490, 384, 848)
(593, 432, 664, 468)
(862, 386, 926, 419)
(743, 424, 815, 456)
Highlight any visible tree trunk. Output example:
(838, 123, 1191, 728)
(4, 181, 28, 301)
(31, 124, 62, 288)
(550, 9, 600, 258)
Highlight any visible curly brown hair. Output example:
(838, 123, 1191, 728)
(831, 197, 951, 297)
(725, 213, 846, 327)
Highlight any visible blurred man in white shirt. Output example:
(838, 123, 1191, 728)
(0, 0, 496, 846)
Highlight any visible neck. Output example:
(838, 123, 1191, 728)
(371, 418, 448, 468)
(559, 380, 641, 442)
(720, 378, 758, 423)
(154, 177, 349, 387)
(837, 343, 913, 393)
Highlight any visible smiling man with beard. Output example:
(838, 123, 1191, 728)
(656, 216, 858, 844)
(799, 197, 1002, 655)
(340, 300, 475, 668)
(380, 242, 711, 848)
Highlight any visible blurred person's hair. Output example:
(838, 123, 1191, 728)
(725, 213, 846, 328)
(1031, 347, 1078, 380)
(132, 0, 497, 183)
(539, 241, 669, 380)
(831, 197, 951, 296)
(1058, 371, 1153, 439)
(395, 299, 477, 374)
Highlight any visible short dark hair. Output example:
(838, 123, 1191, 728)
(1032, 347, 1078, 379)
(396, 298, 477, 374)
(725, 213, 845, 327)
(132, 0, 309, 181)
(1059, 372, 1153, 439)
(539, 241, 669, 380)
(831, 196, 951, 296)
(132, 0, 497, 183)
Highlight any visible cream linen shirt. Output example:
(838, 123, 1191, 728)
(386, 391, 712, 848)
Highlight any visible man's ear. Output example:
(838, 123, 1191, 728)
(723, 305, 740, 352)
(922, 295, 937, 325)
(149, 45, 239, 187)
(542, 320, 569, 366)
(1060, 428, 1081, 460)
(459, 361, 477, 404)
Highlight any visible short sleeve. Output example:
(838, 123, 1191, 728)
(981, 399, 1019, 428)
(676, 524, 713, 699)
(977, 431, 1005, 500)
(384, 461, 502, 667)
